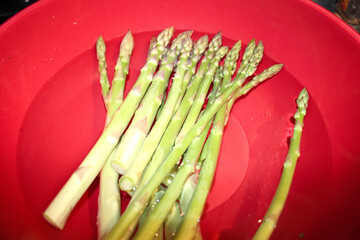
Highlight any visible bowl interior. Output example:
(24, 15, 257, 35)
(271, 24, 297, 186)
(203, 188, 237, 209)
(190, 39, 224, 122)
(1, 0, 359, 239)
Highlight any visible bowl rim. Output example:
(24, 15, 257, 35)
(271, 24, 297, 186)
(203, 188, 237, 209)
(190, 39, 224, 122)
(1, 0, 359, 43)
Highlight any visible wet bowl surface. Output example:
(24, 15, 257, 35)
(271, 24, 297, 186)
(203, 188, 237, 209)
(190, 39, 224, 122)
(0, 0, 359, 239)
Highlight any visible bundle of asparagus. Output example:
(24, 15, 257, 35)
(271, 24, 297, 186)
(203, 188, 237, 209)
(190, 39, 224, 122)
(43, 27, 308, 240)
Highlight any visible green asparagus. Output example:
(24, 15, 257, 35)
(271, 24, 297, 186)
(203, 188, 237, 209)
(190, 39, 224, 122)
(174, 64, 284, 239)
(118, 37, 195, 191)
(252, 88, 309, 240)
(106, 64, 247, 239)
(97, 31, 134, 240)
(43, 27, 174, 230)
(137, 32, 222, 189)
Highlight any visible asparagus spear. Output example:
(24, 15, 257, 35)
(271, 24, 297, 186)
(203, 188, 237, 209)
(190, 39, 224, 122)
(164, 202, 182, 240)
(174, 46, 229, 145)
(137, 68, 223, 240)
(174, 99, 226, 240)
(97, 148, 121, 240)
(118, 37, 195, 191)
(96, 35, 111, 107)
(106, 66, 246, 240)
(252, 88, 309, 240)
(174, 64, 284, 240)
(97, 31, 134, 240)
(199, 40, 241, 162)
(110, 31, 192, 175)
(111, 47, 176, 175)
(43, 27, 174, 230)
(105, 30, 135, 126)
(109, 36, 209, 240)
(225, 40, 262, 124)
(168, 44, 240, 239)
(137, 32, 222, 189)
(148, 190, 165, 239)
(134, 69, 223, 238)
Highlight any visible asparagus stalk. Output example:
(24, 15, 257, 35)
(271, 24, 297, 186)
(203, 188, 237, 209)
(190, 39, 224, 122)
(110, 47, 177, 175)
(110, 31, 193, 175)
(223, 40, 242, 86)
(252, 88, 309, 240)
(138, 68, 223, 240)
(173, 45, 241, 239)
(164, 202, 182, 240)
(118, 37, 195, 191)
(174, 32, 222, 111)
(97, 148, 121, 240)
(105, 30, 135, 126)
(148, 190, 166, 240)
(174, 99, 226, 240)
(198, 40, 241, 162)
(43, 27, 174, 230)
(109, 35, 209, 240)
(225, 40, 262, 124)
(106, 67, 246, 240)
(174, 64, 284, 240)
(137, 33, 222, 189)
(174, 46, 229, 145)
(133, 103, 216, 240)
(115, 76, 221, 240)
(96, 36, 111, 107)
(97, 31, 134, 240)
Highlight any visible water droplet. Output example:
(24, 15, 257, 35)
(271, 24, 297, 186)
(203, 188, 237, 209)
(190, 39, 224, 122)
(286, 136, 291, 147)
(73, 21, 78, 25)
(172, 232, 176, 236)
(258, 219, 262, 223)
(289, 116, 295, 124)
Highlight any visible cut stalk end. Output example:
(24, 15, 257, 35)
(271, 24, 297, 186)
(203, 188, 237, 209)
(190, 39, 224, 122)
(43, 212, 66, 230)
(119, 176, 136, 192)
(111, 162, 127, 175)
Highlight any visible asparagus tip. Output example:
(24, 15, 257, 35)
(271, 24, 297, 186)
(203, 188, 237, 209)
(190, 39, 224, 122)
(217, 46, 229, 59)
(97, 35, 104, 43)
(96, 35, 106, 53)
(249, 38, 256, 45)
(171, 30, 193, 50)
(251, 63, 284, 84)
(121, 30, 135, 52)
(195, 35, 209, 55)
(208, 31, 222, 52)
(183, 37, 193, 52)
(157, 27, 175, 46)
(233, 39, 242, 50)
(297, 88, 309, 109)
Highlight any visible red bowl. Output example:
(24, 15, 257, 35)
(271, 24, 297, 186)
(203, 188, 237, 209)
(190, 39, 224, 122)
(1, 0, 359, 239)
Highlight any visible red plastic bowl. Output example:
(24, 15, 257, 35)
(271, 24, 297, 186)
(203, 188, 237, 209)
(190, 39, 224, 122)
(0, 0, 359, 239)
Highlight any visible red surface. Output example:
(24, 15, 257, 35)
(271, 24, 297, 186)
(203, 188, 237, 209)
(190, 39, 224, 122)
(0, 0, 359, 239)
